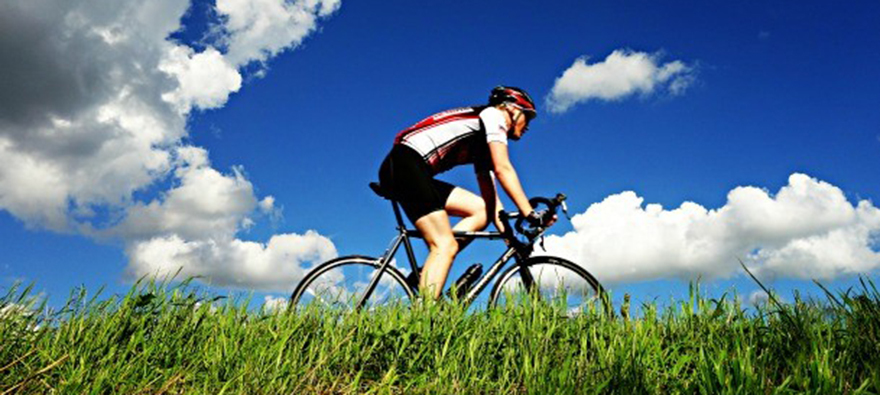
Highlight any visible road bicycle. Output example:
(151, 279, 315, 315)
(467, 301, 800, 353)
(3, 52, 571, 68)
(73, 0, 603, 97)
(290, 182, 606, 312)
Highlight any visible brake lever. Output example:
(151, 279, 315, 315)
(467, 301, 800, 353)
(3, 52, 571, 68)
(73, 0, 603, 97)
(561, 201, 571, 221)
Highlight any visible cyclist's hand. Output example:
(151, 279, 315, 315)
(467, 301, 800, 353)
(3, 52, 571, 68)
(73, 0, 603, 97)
(526, 210, 556, 228)
(525, 211, 542, 227)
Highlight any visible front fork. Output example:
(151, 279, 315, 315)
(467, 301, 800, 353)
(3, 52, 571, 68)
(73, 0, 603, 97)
(514, 245, 536, 291)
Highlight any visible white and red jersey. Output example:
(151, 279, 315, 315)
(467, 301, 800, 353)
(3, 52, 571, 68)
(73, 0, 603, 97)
(394, 106, 508, 175)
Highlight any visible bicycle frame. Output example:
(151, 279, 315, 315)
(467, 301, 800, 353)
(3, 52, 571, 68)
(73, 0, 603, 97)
(356, 198, 540, 310)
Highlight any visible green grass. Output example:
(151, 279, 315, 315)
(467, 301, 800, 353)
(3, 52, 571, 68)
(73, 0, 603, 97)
(2, 278, 880, 394)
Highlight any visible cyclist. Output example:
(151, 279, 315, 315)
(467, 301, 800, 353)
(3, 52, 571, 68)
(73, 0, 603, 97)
(378, 86, 553, 300)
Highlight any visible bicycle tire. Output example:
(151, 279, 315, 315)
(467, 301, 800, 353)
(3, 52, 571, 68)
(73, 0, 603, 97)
(489, 256, 607, 315)
(290, 255, 415, 311)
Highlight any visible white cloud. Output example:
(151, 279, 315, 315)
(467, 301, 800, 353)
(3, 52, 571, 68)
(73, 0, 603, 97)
(160, 46, 243, 112)
(746, 290, 785, 306)
(108, 146, 258, 241)
(126, 231, 336, 291)
(546, 49, 695, 113)
(747, 290, 770, 305)
(216, 0, 341, 67)
(263, 295, 289, 312)
(0, 0, 341, 291)
(0, 0, 187, 231)
(543, 174, 880, 284)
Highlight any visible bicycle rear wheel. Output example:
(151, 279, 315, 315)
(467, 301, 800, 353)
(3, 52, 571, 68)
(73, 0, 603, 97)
(489, 256, 606, 315)
(290, 256, 415, 311)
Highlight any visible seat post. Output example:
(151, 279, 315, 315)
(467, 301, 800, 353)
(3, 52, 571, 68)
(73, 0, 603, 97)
(391, 200, 407, 230)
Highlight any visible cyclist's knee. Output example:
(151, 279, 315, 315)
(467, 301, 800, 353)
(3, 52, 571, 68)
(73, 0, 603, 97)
(465, 200, 489, 230)
(441, 237, 459, 256)
(473, 210, 489, 230)
(430, 236, 458, 257)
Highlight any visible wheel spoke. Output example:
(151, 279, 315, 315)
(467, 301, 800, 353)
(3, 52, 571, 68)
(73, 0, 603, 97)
(292, 257, 413, 311)
(492, 257, 603, 315)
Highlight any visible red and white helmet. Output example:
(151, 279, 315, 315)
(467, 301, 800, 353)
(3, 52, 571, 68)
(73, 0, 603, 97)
(489, 86, 537, 119)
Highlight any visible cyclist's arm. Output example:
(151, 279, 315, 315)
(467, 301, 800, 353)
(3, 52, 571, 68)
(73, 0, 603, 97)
(488, 141, 534, 216)
(476, 170, 505, 232)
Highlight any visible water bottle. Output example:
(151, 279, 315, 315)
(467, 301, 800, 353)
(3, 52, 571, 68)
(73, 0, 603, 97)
(446, 263, 483, 300)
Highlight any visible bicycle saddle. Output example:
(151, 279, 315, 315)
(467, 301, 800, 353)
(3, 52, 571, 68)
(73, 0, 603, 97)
(369, 182, 394, 200)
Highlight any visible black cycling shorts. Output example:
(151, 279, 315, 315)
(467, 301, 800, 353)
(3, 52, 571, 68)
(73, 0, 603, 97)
(378, 144, 455, 224)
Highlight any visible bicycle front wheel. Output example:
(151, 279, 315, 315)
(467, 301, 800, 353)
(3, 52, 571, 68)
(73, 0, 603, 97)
(290, 256, 415, 311)
(489, 256, 606, 315)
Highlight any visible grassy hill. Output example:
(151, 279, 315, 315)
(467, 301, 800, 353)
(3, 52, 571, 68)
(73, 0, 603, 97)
(2, 280, 879, 394)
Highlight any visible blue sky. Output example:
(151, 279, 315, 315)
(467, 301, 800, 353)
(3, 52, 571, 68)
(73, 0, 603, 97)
(1, 0, 879, 308)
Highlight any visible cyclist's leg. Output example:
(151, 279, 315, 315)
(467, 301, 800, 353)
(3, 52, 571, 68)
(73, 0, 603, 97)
(378, 145, 460, 300)
(413, 209, 458, 300)
(444, 187, 488, 251)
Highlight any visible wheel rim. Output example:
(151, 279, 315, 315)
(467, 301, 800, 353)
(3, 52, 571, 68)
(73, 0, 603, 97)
(293, 259, 412, 311)
(493, 261, 601, 316)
